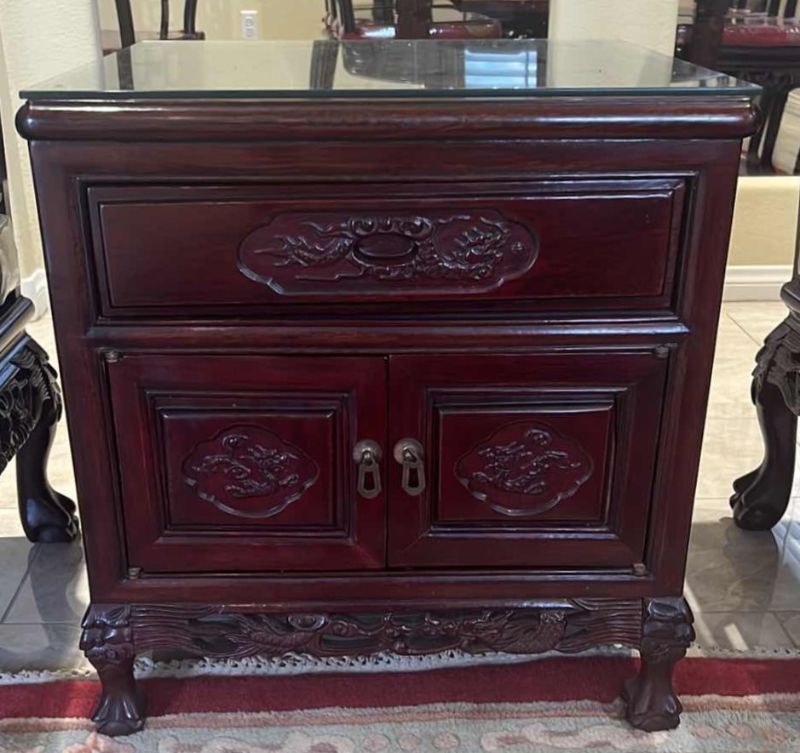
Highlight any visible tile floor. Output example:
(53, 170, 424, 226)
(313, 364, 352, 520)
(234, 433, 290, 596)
(1, 302, 799, 673)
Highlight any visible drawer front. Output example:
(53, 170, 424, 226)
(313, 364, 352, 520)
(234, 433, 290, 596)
(387, 351, 668, 569)
(107, 354, 386, 574)
(88, 178, 685, 318)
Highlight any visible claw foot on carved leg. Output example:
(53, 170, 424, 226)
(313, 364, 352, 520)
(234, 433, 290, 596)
(81, 605, 144, 736)
(12, 341, 78, 542)
(730, 320, 799, 531)
(17, 409, 78, 542)
(623, 597, 694, 732)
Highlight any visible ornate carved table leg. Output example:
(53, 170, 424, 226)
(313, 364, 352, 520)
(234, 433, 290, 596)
(730, 319, 800, 530)
(80, 605, 144, 737)
(7, 339, 78, 542)
(623, 597, 694, 732)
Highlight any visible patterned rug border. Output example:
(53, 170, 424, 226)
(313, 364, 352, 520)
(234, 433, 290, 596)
(3, 644, 800, 686)
(2, 693, 800, 736)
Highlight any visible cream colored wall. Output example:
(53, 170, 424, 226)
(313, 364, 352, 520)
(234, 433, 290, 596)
(728, 177, 800, 267)
(97, 0, 325, 40)
(0, 1, 100, 309)
(548, 0, 680, 56)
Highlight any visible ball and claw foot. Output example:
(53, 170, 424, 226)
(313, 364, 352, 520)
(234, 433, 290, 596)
(622, 669, 682, 731)
(623, 597, 694, 732)
(81, 605, 144, 737)
(92, 691, 144, 738)
(729, 319, 800, 531)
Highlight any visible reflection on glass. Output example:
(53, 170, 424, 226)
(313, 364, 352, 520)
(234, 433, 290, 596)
(21, 40, 759, 101)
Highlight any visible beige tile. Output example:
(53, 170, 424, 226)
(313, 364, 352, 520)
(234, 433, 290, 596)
(776, 612, 800, 647)
(0, 507, 25, 538)
(0, 623, 87, 672)
(687, 501, 800, 612)
(3, 542, 89, 626)
(0, 412, 76, 511)
(697, 416, 766, 500)
(725, 301, 788, 345)
(705, 315, 760, 420)
(0, 512, 34, 619)
(692, 611, 795, 650)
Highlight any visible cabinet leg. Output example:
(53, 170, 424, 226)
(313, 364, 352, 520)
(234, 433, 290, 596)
(623, 597, 694, 732)
(730, 320, 799, 530)
(80, 605, 144, 736)
(11, 341, 78, 542)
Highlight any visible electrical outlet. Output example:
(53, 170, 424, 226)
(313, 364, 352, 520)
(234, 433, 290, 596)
(240, 10, 259, 40)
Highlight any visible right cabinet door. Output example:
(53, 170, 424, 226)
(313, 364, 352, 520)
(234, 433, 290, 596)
(388, 351, 669, 569)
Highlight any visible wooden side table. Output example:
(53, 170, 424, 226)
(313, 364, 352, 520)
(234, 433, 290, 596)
(0, 216, 77, 542)
(731, 201, 800, 528)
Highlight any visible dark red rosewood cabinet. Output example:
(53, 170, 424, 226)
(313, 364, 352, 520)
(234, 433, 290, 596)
(18, 39, 758, 737)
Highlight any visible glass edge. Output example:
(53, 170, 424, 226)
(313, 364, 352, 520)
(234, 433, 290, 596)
(19, 85, 762, 101)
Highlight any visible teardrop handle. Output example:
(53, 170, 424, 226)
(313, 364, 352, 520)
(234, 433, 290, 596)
(353, 439, 382, 500)
(393, 438, 426, 496)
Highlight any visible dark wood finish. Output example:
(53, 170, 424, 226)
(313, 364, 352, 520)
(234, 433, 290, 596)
(83, 597, 643, 735)
(623, 597, 695, 732)
(107, 353, 387, 572)
(88, 179, 684, 316)
(730, 194, 800, 530)
(0, 294, 76, 542)
(388, 351, 668, 568)
(19, 93, 755, 734)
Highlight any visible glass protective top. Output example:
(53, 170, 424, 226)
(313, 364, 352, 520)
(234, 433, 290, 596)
(22, 40, 759, 100)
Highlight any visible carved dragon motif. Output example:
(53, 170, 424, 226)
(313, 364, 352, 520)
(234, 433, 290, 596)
(455, 421, 593, 517)
(238, 210, 538, 296)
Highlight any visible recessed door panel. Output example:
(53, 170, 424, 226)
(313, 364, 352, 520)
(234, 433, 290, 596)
(388, 352, 668, 569)
(107, 354, 386, 574)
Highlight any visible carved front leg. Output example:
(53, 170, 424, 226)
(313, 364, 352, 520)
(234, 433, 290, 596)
(730, 320, 800, 530)
(623, 597, 694, 732)
(9, 341, 78, 542)
(80, 605, 144, 737)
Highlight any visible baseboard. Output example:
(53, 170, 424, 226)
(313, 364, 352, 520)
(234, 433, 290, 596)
(20, 269, 49, 319)
(723, 264, 793, 302)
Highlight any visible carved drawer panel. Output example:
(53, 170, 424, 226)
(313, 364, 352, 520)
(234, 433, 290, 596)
(106, 354, 386, 574)
(87, 178, 685, 319)
(387, 351, 668, 569)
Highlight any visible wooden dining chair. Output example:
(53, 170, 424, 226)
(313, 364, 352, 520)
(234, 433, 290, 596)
(679, 0, 800, 172)
(113, 0, 203, 49)
(328, 0, 501, 40)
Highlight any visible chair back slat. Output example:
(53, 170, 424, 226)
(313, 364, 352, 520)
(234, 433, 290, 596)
(113, 0, 201, 48)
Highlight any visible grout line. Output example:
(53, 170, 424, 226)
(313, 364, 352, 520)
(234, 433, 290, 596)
(0, 558, 35, 624)
(724, 310, 765, 347)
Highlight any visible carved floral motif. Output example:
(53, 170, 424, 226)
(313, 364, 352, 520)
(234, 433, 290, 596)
(84, 599, 644, 736)
(455, 421, 593, 517)
(182, 426, 319, 519)
(0, 343, 60, 471)
(237, 210, 537, 296)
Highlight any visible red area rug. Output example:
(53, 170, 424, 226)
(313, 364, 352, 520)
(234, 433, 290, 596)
(1, 657, 799, 751)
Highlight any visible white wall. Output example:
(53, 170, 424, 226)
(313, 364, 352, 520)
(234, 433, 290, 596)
(0, 1, 101, 312)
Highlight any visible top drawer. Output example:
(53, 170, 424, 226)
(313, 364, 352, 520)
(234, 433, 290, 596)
(87, 178, 686, 319)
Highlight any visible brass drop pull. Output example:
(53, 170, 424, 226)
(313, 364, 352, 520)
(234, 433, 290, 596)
(353, 440, 382, 499)
(393, 438, 426, 496)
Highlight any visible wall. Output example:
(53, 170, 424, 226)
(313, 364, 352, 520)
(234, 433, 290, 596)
(548, 0, 680, 56)
(0, 1, 101, 312)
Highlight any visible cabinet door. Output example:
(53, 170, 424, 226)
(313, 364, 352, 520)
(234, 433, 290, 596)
(388, 352, 668, 569)
(107, 354, 386, 574)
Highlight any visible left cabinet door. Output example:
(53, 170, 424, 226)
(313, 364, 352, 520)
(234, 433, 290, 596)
(107, 354, 387, 574)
